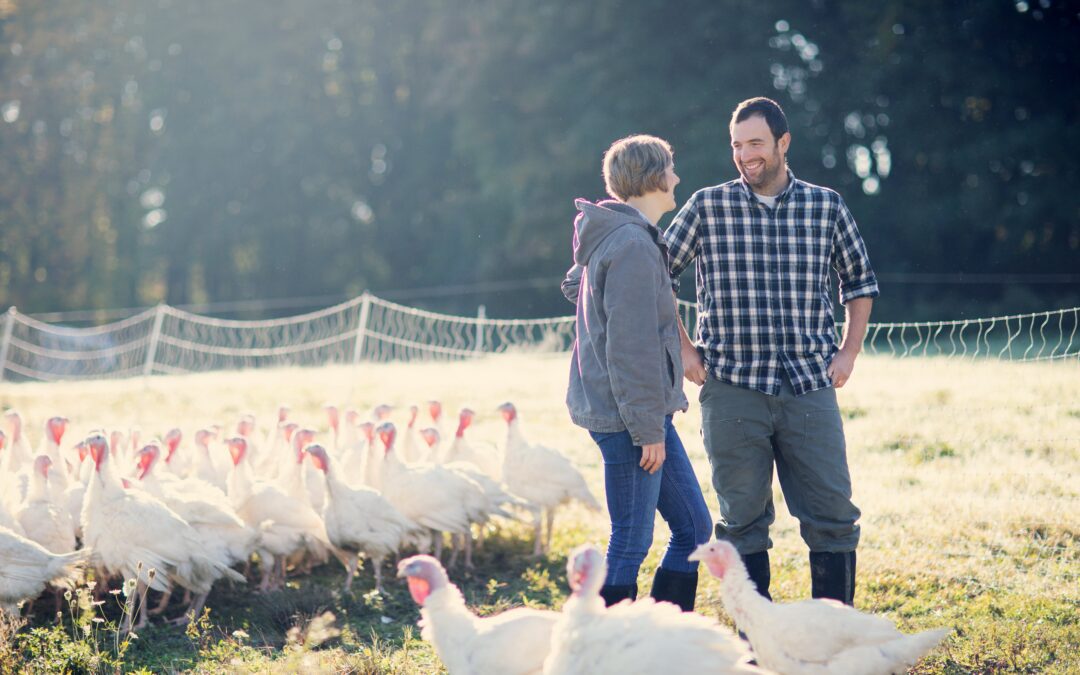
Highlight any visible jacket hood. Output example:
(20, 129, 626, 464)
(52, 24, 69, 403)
(572, 199, 652, 265)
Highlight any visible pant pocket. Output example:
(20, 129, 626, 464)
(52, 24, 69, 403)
(702, 417, 750, 455)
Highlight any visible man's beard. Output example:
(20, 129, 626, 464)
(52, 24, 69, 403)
(742, 151, 784, 189)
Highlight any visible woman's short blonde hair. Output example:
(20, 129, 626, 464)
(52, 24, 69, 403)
(602, 134, 673, 201)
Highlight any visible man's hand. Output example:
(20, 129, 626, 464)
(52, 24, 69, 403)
(640, 441, 666, 474)
(682, 343, 707, 386)
(827, 347, 858, 388)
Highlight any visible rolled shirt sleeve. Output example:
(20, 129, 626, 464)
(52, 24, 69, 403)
(832, 197, 880, 305)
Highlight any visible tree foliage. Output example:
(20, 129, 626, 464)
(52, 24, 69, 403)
(0, 0, 1076, 319)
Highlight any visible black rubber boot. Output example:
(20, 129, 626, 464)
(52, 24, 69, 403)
(809, 550, 857, 606)
(599, 583, 638, 607)
(742, 550, 773, 602)
(649, 568, 698, 612)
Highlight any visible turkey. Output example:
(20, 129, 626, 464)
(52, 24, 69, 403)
(306, 444, 418, 592)
(401, 405, 424, 464)
(259, 421, 297, 482)
(337, 413, 369, 486)
(378, 422, 481, 566)
(161, 428, 188, 478)
(36, 416, 71, 496)
(496, 402, 600, 556)
(0, 525, 87, 616)
(442, 408, 502, 479)
(2, 410, 33, 508)
(80, 434, 244, 632)
(16, 456, 76, 555)
(276, 428, 326, 513)
(324, 404, 341, 452)
(190, 429, 227, 491)
(398, 554, 558, 675)
(134, 444, 254, 570)
(543, 544, 760, 675)
(225, 436, 335, 591)
(689, 540, 949, 675)
(424, 426, 523, 552)
(0, 494, 20, 536)
(371, 403, 394, 422)
(3, 410, 34, 468)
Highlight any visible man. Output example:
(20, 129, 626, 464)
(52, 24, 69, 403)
(664, 97, 878, 605)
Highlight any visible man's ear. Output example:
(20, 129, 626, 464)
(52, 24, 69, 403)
(778, 131, 791, 155)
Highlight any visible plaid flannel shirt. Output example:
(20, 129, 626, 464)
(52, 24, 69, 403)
(664, 169, 879, 396)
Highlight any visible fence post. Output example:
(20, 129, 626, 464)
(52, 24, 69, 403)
(143, 304, 166, 376)
(352, 292, 372, 364)
(0, 307, 15, 382)
(475, 304, 487, 356)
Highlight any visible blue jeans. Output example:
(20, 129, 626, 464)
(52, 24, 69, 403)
(589, 416, 713, 587)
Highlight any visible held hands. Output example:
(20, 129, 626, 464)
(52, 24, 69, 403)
(640, 441, 666, 474)
(827, 347, 858, 388)
(682, 343, 706, 386)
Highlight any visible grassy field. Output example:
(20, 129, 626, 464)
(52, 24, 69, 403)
(1, 353, 1078, 673)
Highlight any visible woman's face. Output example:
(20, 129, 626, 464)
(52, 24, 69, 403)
(662, 163, 681, 212)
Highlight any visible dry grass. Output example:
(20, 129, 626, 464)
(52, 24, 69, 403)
(2, 354, 1077, 672)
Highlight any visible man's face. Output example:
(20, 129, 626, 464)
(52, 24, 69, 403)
(730, 115, 789, 190)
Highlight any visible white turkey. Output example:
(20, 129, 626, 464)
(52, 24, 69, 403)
(401, 405, 424, 464)
(160, 428, 187, 478)
(324, 404, 341, 452)
(16, 455, 76, 555)
(80, 434, 244, 632)
(543, 544, 760, 675)
(378, 422, 481, 566)
(306, 444, 418, 592)
(2, 410, 33, 508)
(0, 525, 86, 616)
(36, 416, 71, 496)
(62, 439, 93, 539)
(424, 426, 523, 552)
(398, 554, 558, 675)
(496, 402, 600, 555)
(225, 436, 336, 591)
(189, 428, 227, 491)
(337, 413, 370, 487)
(689, 540, 949, 675)
(442, 408, 502, 479)
(134, 444, 254, 570)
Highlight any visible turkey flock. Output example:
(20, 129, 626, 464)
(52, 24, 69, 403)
(397, 542, 948, 675)
(0, 402, 598, 634)
(0, 404, 948, 673)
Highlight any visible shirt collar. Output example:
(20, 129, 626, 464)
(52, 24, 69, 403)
(739, 168, 798, 206)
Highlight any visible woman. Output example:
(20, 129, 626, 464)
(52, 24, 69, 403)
(561, 134, 712, 611)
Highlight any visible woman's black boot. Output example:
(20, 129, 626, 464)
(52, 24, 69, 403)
(650, 567, 699, 611)
(598, 583, 638, 607)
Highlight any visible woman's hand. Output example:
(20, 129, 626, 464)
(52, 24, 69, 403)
(682, 343, 706, 385)
(640, 441, 666, 474)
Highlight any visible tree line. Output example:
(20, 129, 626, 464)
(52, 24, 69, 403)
(1, 0, 1076, 322)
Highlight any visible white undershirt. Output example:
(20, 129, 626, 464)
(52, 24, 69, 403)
(754, 193, 778, 208)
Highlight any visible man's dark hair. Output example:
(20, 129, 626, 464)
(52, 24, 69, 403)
(730, 97, 789, 141)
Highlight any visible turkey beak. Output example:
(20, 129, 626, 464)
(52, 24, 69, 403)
(687, 546, 706, 563)
(397, 560, 420, 578)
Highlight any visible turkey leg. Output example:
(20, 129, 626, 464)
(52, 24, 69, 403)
(544, 507, 557, 553)
(343, 554, 359, 593)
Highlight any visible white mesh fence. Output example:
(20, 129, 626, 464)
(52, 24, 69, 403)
(1, 295, 1076, 382)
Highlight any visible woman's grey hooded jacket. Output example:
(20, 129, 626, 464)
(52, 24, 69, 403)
(562, 199, 688, 446)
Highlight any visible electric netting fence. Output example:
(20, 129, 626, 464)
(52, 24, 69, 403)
(1, 296, 1076, 382)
